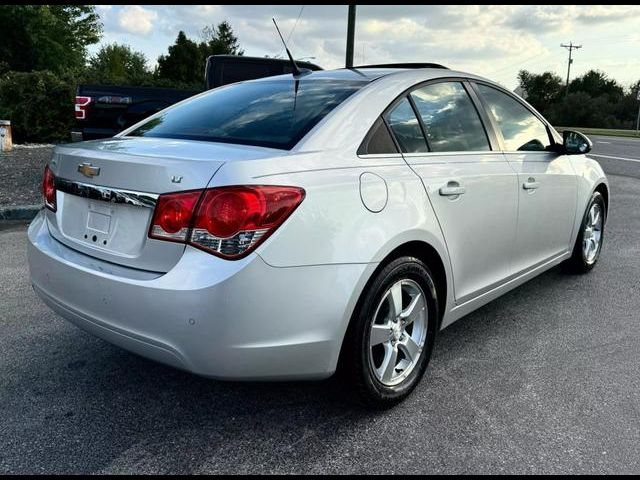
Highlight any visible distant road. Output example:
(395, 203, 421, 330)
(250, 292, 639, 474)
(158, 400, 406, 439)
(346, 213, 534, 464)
(588, 135, 640, 179)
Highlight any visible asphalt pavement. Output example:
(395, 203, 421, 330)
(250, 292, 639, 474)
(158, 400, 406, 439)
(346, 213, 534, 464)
(0, 136, 639, 474)
(588, 135, 640, 179)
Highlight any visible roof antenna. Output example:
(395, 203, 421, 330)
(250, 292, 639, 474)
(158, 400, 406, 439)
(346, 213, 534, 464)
(272, 17, 308, 77)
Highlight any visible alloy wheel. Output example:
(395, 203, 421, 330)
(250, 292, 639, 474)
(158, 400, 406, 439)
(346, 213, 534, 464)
(368, 279, 428, 386)
(583, 203, 603, 264)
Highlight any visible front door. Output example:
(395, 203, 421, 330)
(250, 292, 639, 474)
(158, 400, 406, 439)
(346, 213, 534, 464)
(474, 83, 577, 273)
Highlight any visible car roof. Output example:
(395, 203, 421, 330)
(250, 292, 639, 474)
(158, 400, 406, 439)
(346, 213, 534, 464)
(250, 66, 490, 85)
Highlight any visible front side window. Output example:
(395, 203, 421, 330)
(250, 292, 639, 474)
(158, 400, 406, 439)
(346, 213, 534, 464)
(476, 84, 551, 152)
(129, 79, 366, 150)
(385, 98, 428, 153)
(410, 82, 490, 152)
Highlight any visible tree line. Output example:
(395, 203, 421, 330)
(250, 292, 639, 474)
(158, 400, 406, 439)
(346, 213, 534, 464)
(0, 5, 243, 142)
(0, 5, 242, 87)
(86, 23, 243, 88)
(517, 69, 639, 130)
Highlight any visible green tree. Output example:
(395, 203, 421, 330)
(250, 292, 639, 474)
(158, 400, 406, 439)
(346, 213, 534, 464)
(517, 70, 564, 115)
(569, 70, 623, 102)
(200, 20, 244, 57)
(516, 69, 637, 128)
(0, 70, 77, 143)
(549, 91, 619, 128)
(613, 80, 640, 129)
(86, 43, 152, 85)
(0, 5, 101, 73)
(155, 31, 204, 86)
(155, 21, 243, 87)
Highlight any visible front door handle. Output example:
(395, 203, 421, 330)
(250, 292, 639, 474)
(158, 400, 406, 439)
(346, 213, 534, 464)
(523, 178, 540, 190)
(439, 182, 466, 197)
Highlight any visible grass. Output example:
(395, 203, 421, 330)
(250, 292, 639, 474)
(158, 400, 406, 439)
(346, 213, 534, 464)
(554, 126, 640, 138)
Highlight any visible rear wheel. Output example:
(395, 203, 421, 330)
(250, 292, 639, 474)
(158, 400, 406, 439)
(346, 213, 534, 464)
(340, 257, 438, 409)
(565, 191, 606, 273)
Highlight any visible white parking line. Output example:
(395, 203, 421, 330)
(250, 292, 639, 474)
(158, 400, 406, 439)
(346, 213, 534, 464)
(588, 154, 640, 164)
(596, 141, 611, 144)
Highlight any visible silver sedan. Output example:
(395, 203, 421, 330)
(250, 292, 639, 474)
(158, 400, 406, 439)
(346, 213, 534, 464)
(28, 65, 608, 408)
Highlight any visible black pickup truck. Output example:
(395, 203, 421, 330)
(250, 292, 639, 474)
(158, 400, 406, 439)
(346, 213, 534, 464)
(72, 55, 322, 142)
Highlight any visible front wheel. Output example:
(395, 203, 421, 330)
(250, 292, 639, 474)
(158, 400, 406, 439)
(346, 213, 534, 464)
(340, 257, 439, 409)
(564, 191, 606, 273)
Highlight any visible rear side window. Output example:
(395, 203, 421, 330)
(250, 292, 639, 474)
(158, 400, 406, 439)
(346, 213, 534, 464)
(358, 119, 398, 155)
(410, 82, 490, 152)
(129, 79, 366, 150)
(385, 98, 428, 153)
(476, 84, 551, 152)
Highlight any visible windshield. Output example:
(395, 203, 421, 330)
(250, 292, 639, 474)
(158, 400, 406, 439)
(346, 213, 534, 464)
(128, 79, 367, 150)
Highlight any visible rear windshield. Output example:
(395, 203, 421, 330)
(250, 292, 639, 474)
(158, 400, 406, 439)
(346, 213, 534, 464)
(128, 79, 367, 150)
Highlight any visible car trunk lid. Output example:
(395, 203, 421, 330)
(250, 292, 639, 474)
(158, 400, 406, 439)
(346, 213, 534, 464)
(46, 137, 280, 272)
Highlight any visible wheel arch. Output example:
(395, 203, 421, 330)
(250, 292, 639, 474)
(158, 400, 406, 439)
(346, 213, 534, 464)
(335, 238, 451, 374)
(377, 241, 449, 327)
(594, 182, 609, 214)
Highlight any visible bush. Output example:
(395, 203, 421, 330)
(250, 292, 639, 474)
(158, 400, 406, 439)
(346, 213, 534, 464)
(0, 70, 77, 143)
(545, 92, 632, 129)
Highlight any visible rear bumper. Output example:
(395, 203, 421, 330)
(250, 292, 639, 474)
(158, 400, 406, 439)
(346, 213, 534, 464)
(27, 211, 370, 380)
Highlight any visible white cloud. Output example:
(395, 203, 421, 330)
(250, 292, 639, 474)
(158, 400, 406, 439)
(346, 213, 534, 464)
(91, 5, 640, 89)
(117, 5, 158, 36)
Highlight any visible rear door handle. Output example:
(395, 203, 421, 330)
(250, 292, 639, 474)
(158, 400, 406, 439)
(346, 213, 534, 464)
(439, 182, 466, 197)
(523, 178, 540, 190)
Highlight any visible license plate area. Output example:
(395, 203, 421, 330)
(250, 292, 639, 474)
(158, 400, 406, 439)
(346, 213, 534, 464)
(58, 193, 152, 257)
(87, 202, 113, 236)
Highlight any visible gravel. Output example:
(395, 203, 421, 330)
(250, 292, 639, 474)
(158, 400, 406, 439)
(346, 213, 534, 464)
(0, 145, 54, 206)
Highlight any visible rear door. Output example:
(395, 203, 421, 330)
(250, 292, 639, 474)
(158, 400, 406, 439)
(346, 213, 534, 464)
(387, 80, 519, 304)
(472, 83, 577, 273)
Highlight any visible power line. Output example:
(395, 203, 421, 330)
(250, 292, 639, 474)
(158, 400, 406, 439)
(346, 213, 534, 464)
(274, 5, 305, 59)
(287, 5, 305, 45)
(561, 41, 582, 97)
(487, 50, 553, 75)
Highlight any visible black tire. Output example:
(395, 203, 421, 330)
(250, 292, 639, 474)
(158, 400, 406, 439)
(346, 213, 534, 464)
(339, 256, 439, 409)
(564, 191, 606, 274)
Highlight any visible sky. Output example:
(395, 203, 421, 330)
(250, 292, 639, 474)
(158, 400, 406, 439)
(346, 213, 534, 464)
(92, 5, 640, 90)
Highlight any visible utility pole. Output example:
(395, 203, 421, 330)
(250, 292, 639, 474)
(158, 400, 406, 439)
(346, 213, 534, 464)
(636, 89, 640, 136)
(346, 5, 356, 68)
(561, 42, 582, 97)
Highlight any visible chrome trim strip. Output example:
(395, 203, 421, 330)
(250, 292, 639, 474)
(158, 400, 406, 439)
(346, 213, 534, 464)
(55, 178, 158, 209)
(402, 151, 498, 157)
(356, 153, 404, 159)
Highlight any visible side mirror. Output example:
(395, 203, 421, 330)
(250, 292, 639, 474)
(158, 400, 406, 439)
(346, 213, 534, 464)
(563, 130, 592, 155)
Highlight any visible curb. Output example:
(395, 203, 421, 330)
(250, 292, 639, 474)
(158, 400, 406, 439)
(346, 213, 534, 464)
(0, 204, 42, 221)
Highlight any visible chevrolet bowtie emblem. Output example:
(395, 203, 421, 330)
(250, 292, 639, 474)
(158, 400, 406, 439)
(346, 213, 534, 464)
(77, 162, 100, 178)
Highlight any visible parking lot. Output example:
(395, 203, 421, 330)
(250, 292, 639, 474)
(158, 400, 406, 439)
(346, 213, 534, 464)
(1, 136, 639, 474)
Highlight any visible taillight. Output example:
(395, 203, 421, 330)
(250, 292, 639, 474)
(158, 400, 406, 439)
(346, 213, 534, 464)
(148, 191, 201, 242)
(191, 186, 305, 258)
(148, 186, 305, 259)
(75, 96, 92, 120)
(43, 165, 56, 212)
